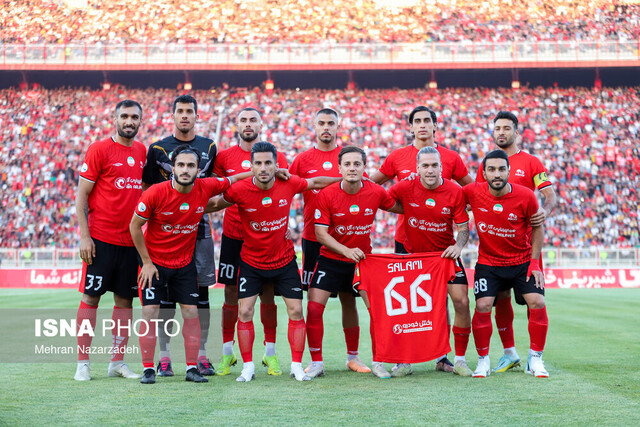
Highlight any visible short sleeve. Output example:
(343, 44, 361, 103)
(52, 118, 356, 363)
(135, 190, 155, 220)
(452, 187, 470, 225)
(314, 189, 332, 227)
(451, 154, 469, 182)
(378, 185, 396, 211)
(79, 143, 102, 183)
(203, 177, 231, 198)
(378, 153, 396, 179)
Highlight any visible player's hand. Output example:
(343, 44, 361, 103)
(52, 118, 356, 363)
(441, 245, 462, 259)
(342, 247, 366, 262)
(275, 168, 291, 180)
(138, 263, 159, 289)
(526, 259, 544, 289)
(530, 207, 547, 227)
(79, 236, 96, 265)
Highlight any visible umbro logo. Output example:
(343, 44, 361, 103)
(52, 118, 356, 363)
(307, 169, 318, 174)
(246, 208, 257, 212)
(478, 208, 488, 212)
(333, 213, 345, 216)
(400, 169, 412, 174)
(226, 169, 236, 173)
(112, 163, 123, 167)
(409, 203, 420, 207)
(161, 212, 173, 216)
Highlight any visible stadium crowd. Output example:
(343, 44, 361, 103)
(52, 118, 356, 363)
(1, 85, 638, 250)
(2, 0, 639, 44)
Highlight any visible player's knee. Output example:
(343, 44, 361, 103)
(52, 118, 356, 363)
(180, 304, 198, 319)
(82, 293, 100, 306)
(475, 299, 493, 313)
(113, 294, 133, 308)
(238, 306, 254, 322)
(526, 295, 545, 309)
(286, 304, 304, 321)
(452, 294, 470, 313)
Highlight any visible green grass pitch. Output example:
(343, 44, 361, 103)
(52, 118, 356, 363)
(1, 288, 639, 425)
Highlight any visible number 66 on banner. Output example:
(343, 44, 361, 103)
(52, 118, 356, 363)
(384, 274, 433, 316)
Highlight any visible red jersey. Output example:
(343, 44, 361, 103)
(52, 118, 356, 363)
(463, 182, 539, 266)
(79, 137, 146, 247)
(476, 150, 551, 191)
(388, 179, 469, 253)
(212, 145, 288, 240)
(223, 175, 307, 270)
(379, 144, 469, 245)
(289, 146, 342, 241)
(134, 177, 230, 268)
(354, 253, 454, 363)
(315, 180, 395, 263)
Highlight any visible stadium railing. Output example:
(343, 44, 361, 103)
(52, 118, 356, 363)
(2, 40, 639, 69)
(1, 247, 638, 269)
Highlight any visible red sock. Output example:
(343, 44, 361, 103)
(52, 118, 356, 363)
(77, 301, 97, 361)
(288, 319, 306, 363)
(528, 306, 549, 352)
(110, 306, 132, 362)
(182, 317, 201, 366)
(139, 318, 157, 369)
(472, 310, 493, 357)
(452, 325, 471, 358)
(260, 303, 277, 345)
(222, 303, 238, 343)
(306, 301, 325, 362)
(344, 326, 360, 356)
(495, 298, 515, 348)
(237, 320, 255, 363)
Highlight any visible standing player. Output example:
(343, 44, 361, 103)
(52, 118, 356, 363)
(476, 111, 557, 374)
(464, 150, 549, 378)
(289, 109, 370, 374)
(207, 142, 340, 382)
(306, 146, 402, 379)
(131, 145, 251, 384)
(370, 106, 473, 373)
(142, 95, 217, 377)
(74, 100, 145, 381)
(212, 108, 288, 376)
(387, 146, 473, 377)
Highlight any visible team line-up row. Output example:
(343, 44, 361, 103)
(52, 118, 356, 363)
(73, 96, 552, 384)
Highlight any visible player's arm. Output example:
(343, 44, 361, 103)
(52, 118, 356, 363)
(227, 171, 253, 185)
(129, 214, 159, 289)
(76, 178, 96, 265)
(370, 170, 391, 185)
(442, 222, 469, 259)
(530, 186, 557, 227)
(383, 201, 404, 214)
(315, 225, 366, 262)
(205, 195, 234, 213)
(456, 174, 474, 186)
(305, 176, 342, 190)
(527, 224, 545, 288)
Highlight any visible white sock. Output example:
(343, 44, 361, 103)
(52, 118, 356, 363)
(159, 350, 171, 359)
(435, 355, 446, 363)
(77, 360, 90, 367)
(198, 349, 206, 359)
(291, 362, 303, 370)
(504, 347, 518, 357)
(223, 341, 234, 356)
(529, 349, 543, 357)
(372, 361, 382, 367)
(347, 354, 358, 362)
(312, 361, 324, 367)
(265, 342, 276, 357)
(186, 364, 197, 371)
(145, 367, 156, 373)
(454, 356, 466, 363)
(242, 361, 255, 372)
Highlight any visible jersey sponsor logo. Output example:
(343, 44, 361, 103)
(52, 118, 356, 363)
(393, 320, 433, 335)
(127, 156, 135, 167)
(493, 204, 503, 214)
(279, 199, 288, 207)
(477, 222, 516, 238)
(364, 208, 374, 216)
(180, 203, 190, 212)
(349, 205, 360, 215)
(138, 202, 147, 212)
(407, 217, 448, 232)
(425, 198, 436, 208)
(322, 161, 332, 171)
(335, 225, 347, 235)
(162, 224, 173, 232)
(477, 222, 488, 233)
(408, 217, 419, 228)
(262, 197, 272, 207)
(196, 206, 204, 213)
(441, 207, 451, 215)
(314, 209, 321, 220)
(515, 169, 525, 177)
(250, 221, 261, 231)
(241, 160, 251, 170)
(80, 163, 88, 173)
(508, 213, 518, 221)
(114, 177, 126, 189)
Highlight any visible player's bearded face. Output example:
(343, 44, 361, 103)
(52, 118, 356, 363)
(493, 119, 517, 148)
(238, 111, 262, 143)
(314, 113, 338, 144)
(338, 152, 366, 183)
(417, 153, 441, 188)
(251, 152, 277, 184)
(172, 153, 199, 186)
(115, 106, 141, 139)
(173, 102, 197, 134)
(484, 159, 509, 191)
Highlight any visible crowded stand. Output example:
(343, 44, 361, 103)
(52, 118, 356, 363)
(1, 0, 639, 44)
(1, 85, 638, 250)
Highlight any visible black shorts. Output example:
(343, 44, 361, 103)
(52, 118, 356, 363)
(217, 234, 243, 286)
(395, 240, 408, 254)
(450, 258, 469, 286)
(301, 238, 322, 290)
(194, 237, 216, 287)
(139, 260, 199, 306)
(310, 256, 359, 297)
(473, 262, 545, 301)
(237, 258, 303, 300)
(80, 238, 138, 299)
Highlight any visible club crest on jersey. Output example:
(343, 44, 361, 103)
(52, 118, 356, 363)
(493, 204, 503, 214)
(262, 197, 272, 207)
(349, 205, 360, 215)
(508, 213, 518, 221)
(314, 209, 321, 220)
(127, 156, 135, 167)
(180, 203, 189, 212)
(138, 202, 146, 212)
(80, 163, 88, 173)
(515, 169, 525, 177)
(477, 222, 488, 233)
(441, 207, 451, 215)
(241, 160, 251, 170)
(322, 161, 333, 171)
(425, 199, 436, 208)
(279, 199, 288, 207)
(114, 177, 126, 189)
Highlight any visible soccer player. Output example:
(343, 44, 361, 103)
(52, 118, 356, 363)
(74, 100, 146, 381)
(207, 142, 340, 382)
(477, 111, 557, 374)
(306, 146, 402, 379)
(131, 144, 252, 384)
(212, 108, 289, 376)
(387, 146, 473, 377)
(371, 105, 472, 373)
(463, 150, 549, 378)
(289, 108, 370, 374)
(141, 95, 218, 377)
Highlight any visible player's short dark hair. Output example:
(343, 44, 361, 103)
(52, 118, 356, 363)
(408, 106, 437, 125)
(172, 144, 201, 166)
(115, 100, 142, 116)
(416, 146, 440, 165)
(251, 141, 277, 162)
(316, 108, 339, 119)
(173, 95, 198, 114)
(239, 107, 262, 118)
(482, 149, 510, 170)
(493, 111, 518, 128)
(338, 146, 366, 165)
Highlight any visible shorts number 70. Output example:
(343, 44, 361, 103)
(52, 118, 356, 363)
(384, 274, 432, 317)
